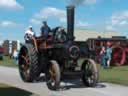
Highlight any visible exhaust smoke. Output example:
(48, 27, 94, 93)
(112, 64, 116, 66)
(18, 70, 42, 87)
(66, 0, 85, 6)
(66, 0, 96, 6)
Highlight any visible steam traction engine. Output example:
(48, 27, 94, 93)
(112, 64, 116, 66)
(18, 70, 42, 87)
(18, 6, 98, 90)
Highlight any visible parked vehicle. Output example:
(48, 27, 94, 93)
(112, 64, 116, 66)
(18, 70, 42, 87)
(0, 46, 4, 60)
(87, 36, 128, 66)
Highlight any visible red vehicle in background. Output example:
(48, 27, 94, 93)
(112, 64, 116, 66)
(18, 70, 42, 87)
(0, 46, 4, 60)
(87, 36, 128, 66)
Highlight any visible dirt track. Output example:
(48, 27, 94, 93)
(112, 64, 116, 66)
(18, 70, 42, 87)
(0, 66, 128, 96)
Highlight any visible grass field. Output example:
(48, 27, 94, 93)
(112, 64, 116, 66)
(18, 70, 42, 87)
(0, 83, 37, 96)
(0, 56, 128, 86)
(0, 56, 17, 67)
(99, 65, 128, 86)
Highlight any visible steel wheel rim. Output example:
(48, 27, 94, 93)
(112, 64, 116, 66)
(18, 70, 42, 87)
(20, 48, 30, 80)
(84, 61, 95, 84)
(48, 64, 56, 86)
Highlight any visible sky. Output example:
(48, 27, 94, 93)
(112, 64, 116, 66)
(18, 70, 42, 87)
(0, 0, 128, 42)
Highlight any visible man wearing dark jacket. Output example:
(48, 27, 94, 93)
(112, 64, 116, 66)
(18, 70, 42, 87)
(40, 21, 51, 39)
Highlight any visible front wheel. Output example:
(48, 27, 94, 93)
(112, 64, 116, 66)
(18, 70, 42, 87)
(81, 59, 98, 87)
(45, 60, 60, 90)
(18, 44, 41, 82)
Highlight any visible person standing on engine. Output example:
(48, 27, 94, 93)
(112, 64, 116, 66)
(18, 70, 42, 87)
(40, 21, 51, 40)
(24, 26, 35, 43)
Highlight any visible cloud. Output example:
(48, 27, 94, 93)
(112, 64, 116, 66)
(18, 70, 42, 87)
(119, 20, 128, 26)
(76, 21, 91, 27)
(31, 7, 66, 25)
(30, 19, 41, 25)
(111, 11, 128, 26)
(0, 0, 23, 10)
(106, 25, 114, 31)
(35, 7, 66, 21)
(0, 21, 19, 27)
(60, 17, 67, 23)
(31, 7, 92, 29)
(105, 11, 128, 31)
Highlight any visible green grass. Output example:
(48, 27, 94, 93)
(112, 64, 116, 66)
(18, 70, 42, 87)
(0, 56, 17, 67)
(99, 65, 128, 86)
(78, 59, 128, 86)
(0, 83, 37, 96)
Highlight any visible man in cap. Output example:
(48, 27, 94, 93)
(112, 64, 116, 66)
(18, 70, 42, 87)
(24, 26, 36, 43)
(40, 21, 51, 40)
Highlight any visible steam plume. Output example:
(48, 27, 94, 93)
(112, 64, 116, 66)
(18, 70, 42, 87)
(66, 0, 96, 6)
(66, 0, 85, 6)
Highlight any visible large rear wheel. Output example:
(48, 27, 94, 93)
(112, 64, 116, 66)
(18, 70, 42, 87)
(111, 46, 126, 66)
(46, 60, 60, 90)
(81, 59, 98, 87)
(18, 44, 41, 82)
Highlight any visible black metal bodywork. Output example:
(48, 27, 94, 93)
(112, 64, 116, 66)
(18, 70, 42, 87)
(67, 6, 75, 41)
(37, 34, 91, 76)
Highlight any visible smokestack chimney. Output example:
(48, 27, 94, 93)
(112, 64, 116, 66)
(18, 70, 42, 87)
(67, 6, 75, 41)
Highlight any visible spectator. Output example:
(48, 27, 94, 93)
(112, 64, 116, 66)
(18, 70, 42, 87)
(100, 46, 107, 69)
(13, 48, 18, 64)
(106, 42, 112, 68)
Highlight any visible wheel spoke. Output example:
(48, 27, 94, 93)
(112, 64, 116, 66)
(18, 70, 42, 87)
(19, 49, 31, 81)
(21, 55, 30, 65)
(49, 66, 56, 81)
(24, 71, 29, 80)
(46, 61, 60, 90)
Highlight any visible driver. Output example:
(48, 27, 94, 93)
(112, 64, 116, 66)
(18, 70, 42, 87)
(40, 21, 51, 40)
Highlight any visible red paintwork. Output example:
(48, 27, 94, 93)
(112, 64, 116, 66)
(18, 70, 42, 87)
(0, 47, 4, 53)
(89, 39, 128, 66)
(111, 47, 126, 65)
